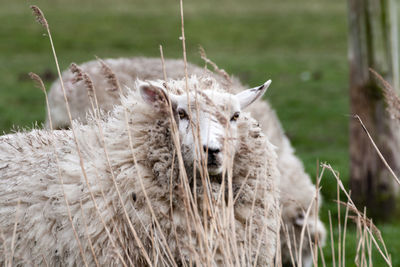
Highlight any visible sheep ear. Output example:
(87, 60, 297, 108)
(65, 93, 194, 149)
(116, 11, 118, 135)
(138, 81, 171, 107)
(236, 80, 271, 109)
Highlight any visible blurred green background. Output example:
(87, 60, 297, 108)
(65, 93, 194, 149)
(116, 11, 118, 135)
(0, 0, 398, 265)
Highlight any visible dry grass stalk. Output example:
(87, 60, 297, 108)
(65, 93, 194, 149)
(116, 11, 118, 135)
(178, 2, 210, 213)
(29, 72, 46, 93)
(354, 210, 363, 266)
(69, 63, 100, 119)
(179, 0, 189, 90)
(177, 3, 235, 265)
(312, 160, 321, 267)
(68, 64, 137, 263)
(291, 225, 299, 265)
(295, 162, 324, 267)
(342, 198, 350, 267)
(281, 223, 295, 266)
(76, 66, 156, 266)
(70, 63, 95, 97)
(177, 2, 212, 240)
(335, 201, 382, 240)
(199, 46, 232, 86)
(96, 56, 121, 92)
(361, 209, 368, 266)
(318, 240, 326, 267)
(41, 254, 49, 267)
(352, 114, 400, 185)
(30, 5, 48, 29)
(30, 72, 89, 266)
(328, 211, 336, 267)
(370, 68, 400, 121)
(159, 45, 168, 81)
(274, 209, 283, 267)
(79, 200, 100, 267)
(30, 6, 135, 265)
(113, 61, 177, 266)
(322, 163, 392, 266)
(337, 183, 342, 267)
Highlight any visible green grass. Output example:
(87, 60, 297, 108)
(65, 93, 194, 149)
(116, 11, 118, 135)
(0, 0, 398, 265)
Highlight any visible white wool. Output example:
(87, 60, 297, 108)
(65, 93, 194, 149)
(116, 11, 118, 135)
(46, 57, 326, 265)
(0, 76, 280, 266)
(245, 99, 326, 266)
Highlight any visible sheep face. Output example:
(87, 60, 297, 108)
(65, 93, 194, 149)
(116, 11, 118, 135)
(139, 79, 271, 176)
(173, 89, 240, 176)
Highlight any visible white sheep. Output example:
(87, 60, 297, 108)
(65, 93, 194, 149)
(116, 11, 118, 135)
(46, 57, 326, 266)
(46, 57, 226, 129)
(0, 76, 280, 266)
(246, 99, 326, 267)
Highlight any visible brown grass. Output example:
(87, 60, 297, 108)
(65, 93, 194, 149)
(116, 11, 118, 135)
(370, 68, 400, 121)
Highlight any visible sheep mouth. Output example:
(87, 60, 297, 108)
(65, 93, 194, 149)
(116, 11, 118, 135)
(207, 163, 223, 176)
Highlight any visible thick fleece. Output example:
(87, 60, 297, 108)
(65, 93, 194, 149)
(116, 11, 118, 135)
(47, 57, 326, 266)
(0, 76, 279, 266)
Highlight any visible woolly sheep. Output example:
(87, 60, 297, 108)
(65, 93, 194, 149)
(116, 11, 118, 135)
(46, 57, 226, 129)
(46, 57, 326, 266)
(0, 76, 280, 266)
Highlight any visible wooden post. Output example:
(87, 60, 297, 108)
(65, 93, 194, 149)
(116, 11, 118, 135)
(348, 0, 400, 221)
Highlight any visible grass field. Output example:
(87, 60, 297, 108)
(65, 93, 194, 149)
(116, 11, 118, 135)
(0, 0, 398, 265)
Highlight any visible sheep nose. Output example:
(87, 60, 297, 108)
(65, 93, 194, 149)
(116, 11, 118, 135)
(203, 146, 220, 155)
(203, 146, 220, 163)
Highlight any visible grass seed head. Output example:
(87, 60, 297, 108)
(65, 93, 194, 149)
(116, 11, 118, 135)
(97, 57, 120, 92)
(29, 72, 46, 93)
(30, 5, 49, 30)
(70, 63, 95, 96)
(370, 68, 400, 120)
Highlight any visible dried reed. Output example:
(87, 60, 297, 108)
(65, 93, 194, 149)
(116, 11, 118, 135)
(370, 68, 400, 121)
(96, 56, 121, 93)
(199, 46, 232, 86)
(352, 114, 400, 186)
(31, 5, 132, 265)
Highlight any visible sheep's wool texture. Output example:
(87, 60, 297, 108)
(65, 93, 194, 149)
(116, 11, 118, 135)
(47, 57, 326, 266)
(0, 76, 280, 266)
(246, 100, 326, 266)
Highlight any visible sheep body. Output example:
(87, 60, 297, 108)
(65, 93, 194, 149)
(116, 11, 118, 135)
(1, 76, 280, 266)
(246, 99, 326, 266)
(46, 57, 326, 266)
(47, 57, 226, 128)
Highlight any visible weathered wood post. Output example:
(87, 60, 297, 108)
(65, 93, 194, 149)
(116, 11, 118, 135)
(348, 0, 400, 221)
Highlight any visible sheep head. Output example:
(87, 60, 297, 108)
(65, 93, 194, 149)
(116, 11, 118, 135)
(138, 78, 271, 177)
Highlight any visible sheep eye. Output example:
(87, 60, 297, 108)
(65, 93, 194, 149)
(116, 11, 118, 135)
(178, 109, 187, 120)
(230, 112, 240, 122)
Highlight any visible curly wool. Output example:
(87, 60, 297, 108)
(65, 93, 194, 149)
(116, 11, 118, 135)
(46, 57, 326, 266)
(0, 76, 280, 266)
(246, 100, 326, 266)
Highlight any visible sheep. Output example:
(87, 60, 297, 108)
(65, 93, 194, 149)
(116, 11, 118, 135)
(248, 99, 326, 267)
(46, 57, 326, 266)
(0, 76, 280, 266)
(46, 57, 228, 129)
